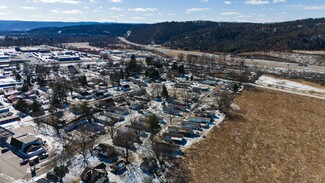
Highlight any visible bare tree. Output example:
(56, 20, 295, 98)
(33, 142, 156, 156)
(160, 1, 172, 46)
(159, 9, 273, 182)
(151, 142, 179, 168)
(216, 89, 234, 114)
(168, 115, 174, 125)
(57, 132, 75, 166)
(129, 111, 137, 125)
(151, 83, 162, 98)
(164, 158, 190, 183)
(173, 87, 177, 98)
(33, 117, 42, 132)
(113, 131, 136, 162)
(75, 129, 96, 166)
(65, 79, 76, 96)
(44, 114, 61, 136)
(51, 63, 60, 73)
(239, 60, 245, 74)
(108, 125, 116, 140)
(177, 53, 185, 62)
(182, 90, 192, 103)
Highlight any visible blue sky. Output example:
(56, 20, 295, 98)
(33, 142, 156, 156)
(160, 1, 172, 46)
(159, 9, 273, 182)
(0, 0, 324, 23)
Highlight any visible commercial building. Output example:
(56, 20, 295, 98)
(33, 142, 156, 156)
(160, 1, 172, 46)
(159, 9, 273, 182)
(53, 55, 81, 62)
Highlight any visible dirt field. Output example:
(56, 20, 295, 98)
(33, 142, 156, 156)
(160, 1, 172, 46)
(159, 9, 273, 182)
(184, 87, 325, 183)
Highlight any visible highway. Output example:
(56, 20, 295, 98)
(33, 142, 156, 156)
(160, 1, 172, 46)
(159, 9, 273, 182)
(118, 37, 325, 73)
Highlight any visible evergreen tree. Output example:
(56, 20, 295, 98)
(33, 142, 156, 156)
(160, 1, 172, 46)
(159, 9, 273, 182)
(15, 99, 28, 112)
(26, 75, 32, 86)
(79, 75, 88, 86)
(172, 62, 178, 70)
(146, 115, 161, 136)
(161, 84, 169, 98)
(32, 100, 41, 113)
(178, 65, 185, 75)
(21, 81, 29, 92)
(15, 73, 22, 81)
(120, 69, 124, 80)
(79, 101, 91, 117)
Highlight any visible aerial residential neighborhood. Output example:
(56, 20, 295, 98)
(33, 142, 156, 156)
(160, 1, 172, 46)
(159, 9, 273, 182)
(0, 44, 235, 182)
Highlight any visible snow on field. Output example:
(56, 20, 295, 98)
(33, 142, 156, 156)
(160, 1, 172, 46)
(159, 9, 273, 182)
(256, 75, 325, 93)
(123, 164, 150, 183)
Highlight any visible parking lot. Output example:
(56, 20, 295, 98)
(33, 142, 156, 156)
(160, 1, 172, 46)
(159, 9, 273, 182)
(0, 125, 47, 182)
(0, 147, 32, 182)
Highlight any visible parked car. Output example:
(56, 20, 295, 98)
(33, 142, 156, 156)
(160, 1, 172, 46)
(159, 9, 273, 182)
(110, 160, 127, 173)
(39, 152, 49, 160)
(1, 148, 10, 154)
(20, 159, 29, 166)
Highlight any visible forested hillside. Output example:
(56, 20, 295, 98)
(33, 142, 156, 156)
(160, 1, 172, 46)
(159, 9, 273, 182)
(127, 18, 325, 53)
(29, 23, 144, 37)
(2, 18, 325, 52)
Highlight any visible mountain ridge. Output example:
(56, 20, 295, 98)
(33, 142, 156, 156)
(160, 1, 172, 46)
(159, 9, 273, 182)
(0, 20, 103, 31)
(2, 18, 325, 53)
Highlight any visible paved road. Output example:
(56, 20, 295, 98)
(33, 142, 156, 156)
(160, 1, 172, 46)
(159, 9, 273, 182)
(118, 37, 325, 73)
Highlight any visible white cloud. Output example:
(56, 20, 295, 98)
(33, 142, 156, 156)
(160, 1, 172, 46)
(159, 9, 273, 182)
(273, 0, 286, 3)
(245, 0, 269, 5)
(222, 11, 240, 15)
(51, 9, 82, 14)
(62, 9, 82, 14)
(128, 8, 157, 12)
(131, 16, 143, 20)
(21, 7, 36, 10)
(186, 8, 210, 13)
(110, 7, 121, 11)
(33, 0, 80, 4)
(0, 6, 8, 9)
(224, 1, 231, 4)
(111, 14, 124, 18)
(304, 6, 325, 10)
(237, 15, 252, 18)
(111, 0, 122, 3)
(200, 0, 209, 2)
(50, 10, 60, 13)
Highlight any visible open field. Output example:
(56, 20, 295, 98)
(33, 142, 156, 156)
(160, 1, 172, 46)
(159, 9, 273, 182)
(292, 50, 325, 56)
(184, 87, 325, 183)
(255, 75, 325, 98)
(265, 74, 325, 89)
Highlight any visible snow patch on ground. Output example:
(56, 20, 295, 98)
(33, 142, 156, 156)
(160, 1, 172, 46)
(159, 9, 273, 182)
(256, 75, 325, 93)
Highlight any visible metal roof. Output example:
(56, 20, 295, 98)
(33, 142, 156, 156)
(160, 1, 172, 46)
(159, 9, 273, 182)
(0, 126, 14, 139)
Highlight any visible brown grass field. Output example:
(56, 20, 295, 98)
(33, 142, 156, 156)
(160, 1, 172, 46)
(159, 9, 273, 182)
(184, 87, 325, 183)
